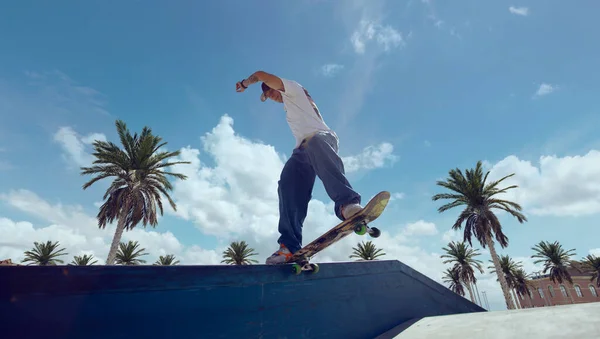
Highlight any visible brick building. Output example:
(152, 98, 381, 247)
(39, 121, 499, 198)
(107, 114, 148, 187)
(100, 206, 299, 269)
(518, 262, 599, 308)
(0, 259, 18, 266)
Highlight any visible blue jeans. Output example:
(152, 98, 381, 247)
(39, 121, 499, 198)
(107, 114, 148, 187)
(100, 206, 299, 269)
(277, 131, 361, 253)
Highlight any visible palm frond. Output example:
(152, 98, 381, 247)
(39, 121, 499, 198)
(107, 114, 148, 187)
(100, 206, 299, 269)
(21, 241, 68, 266)
(531, 240, 576, 284)
(349, 240, 386, 260)
(115, 240, 148, 265)
(442, 266, 466, 296)
(221, 241, 259, 265)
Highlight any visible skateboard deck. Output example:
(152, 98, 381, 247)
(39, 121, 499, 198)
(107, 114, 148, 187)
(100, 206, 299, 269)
(285, 190, 390, 275)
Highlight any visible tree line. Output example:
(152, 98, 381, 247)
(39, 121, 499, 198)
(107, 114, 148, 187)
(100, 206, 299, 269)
(15, 239, 384, 266)
(19, 240, 180, 266)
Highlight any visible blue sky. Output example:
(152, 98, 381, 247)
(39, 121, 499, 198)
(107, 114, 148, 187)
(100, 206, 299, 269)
(1, 0, 599, 311)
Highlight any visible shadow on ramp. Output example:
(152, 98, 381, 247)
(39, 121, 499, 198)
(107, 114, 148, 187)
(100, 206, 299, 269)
(1, 260, 484, 338)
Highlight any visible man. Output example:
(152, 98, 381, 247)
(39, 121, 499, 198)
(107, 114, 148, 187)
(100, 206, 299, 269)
(236, 70, 363, 264)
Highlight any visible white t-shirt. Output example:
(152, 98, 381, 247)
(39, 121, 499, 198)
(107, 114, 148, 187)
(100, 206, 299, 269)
(278, 78, 336, 148)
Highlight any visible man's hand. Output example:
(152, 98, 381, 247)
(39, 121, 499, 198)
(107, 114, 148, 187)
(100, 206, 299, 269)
(235, 81, 246, 93)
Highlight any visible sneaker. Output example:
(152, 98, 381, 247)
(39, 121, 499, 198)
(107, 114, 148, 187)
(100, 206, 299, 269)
(265, 243, 293, 265)
(342, 203, 363, 220)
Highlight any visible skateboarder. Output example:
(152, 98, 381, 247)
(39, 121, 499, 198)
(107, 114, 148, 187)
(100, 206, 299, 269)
(236, 70, 363, 264)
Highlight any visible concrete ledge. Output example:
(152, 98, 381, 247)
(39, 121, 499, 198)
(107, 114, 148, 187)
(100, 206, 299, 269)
(1, 260, 484, 338)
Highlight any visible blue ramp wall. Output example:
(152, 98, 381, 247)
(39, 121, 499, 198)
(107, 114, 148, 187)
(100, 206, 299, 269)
(0, 260, 485, 338)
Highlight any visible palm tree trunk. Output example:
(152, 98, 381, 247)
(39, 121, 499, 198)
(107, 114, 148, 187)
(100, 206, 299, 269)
(106, 216, 126, 265)
(486, 233, 516, 309)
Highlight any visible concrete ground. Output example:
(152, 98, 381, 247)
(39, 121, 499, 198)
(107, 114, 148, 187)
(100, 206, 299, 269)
(394, 302, 600, 338)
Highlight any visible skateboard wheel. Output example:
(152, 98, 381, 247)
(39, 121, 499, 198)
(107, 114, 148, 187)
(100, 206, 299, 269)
(354, 224, 367, 235)
(291, 263, 302, 275)
(369, 227, 381, 238)
(309, 263, 320, 274)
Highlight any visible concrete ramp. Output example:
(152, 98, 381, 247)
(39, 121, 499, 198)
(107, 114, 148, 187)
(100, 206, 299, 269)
(394, 302, 600, 338)
(1, 260, 484, 338)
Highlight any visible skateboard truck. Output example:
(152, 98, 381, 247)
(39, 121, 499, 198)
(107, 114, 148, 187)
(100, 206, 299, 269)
(291, 259, 320, 275)
(353, 221, 381, 238)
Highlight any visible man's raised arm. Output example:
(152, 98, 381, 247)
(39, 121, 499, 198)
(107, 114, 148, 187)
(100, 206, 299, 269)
(236, 70, 284, 92)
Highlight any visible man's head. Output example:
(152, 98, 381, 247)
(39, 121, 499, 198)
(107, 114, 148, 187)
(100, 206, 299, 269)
(260, 82, 283, 103)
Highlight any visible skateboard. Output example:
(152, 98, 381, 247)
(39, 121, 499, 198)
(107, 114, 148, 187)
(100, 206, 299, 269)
(285, 191, 390, 275)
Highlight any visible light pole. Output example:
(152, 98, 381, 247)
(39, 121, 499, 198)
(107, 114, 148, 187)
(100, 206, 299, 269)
(481, 291, 490, 310)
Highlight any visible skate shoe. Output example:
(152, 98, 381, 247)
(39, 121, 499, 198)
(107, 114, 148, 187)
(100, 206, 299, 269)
(342, 203, 363, 220)
(265, 243, 293, 265)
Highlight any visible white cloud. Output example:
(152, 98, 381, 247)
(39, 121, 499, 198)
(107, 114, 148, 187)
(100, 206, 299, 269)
(0, 217, 101, 264)
(486, 150, 600, 217)
(54, 126, 107, 168)
(391, 192, 405, 200)
(402, 220, 438, 236)
(442, 229, 462, 243)
(590, 248, 600, 257)
(320, 64, 344, 77)
(0, 189, 220, 265)
(509, 6, 529, 16)
(341, 142, 398, 173)
(351, 20, 404, 54)
(534, 83, 557, 97)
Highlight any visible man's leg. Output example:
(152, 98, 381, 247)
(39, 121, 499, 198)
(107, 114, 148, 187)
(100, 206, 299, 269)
(304, 131, 362, 220)
(266, 147, 316, 264)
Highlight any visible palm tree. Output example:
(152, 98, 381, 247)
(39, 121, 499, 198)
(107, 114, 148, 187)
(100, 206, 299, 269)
(440, 241, 484, 304)
(581, 254, 600, 287)
(487, 255, 521, 308)
(432, 161, 527, 310)
(80, 120, 190, 265)
(154, 254, 180, 265)
(442, 266, 465, 296)
(512, 268, 534, 308)
(115, 240, 148, 265)
(221, 241, 259, 265)
(531, 240, 576, 303)
(70, 254, 98, 265)
(21, 241, 68, 266)
(349, 240, 386, 261)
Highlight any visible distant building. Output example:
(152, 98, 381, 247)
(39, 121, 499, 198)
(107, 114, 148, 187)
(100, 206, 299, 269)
(0, 259, 18, 266)
(519, 262, 599, 308)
